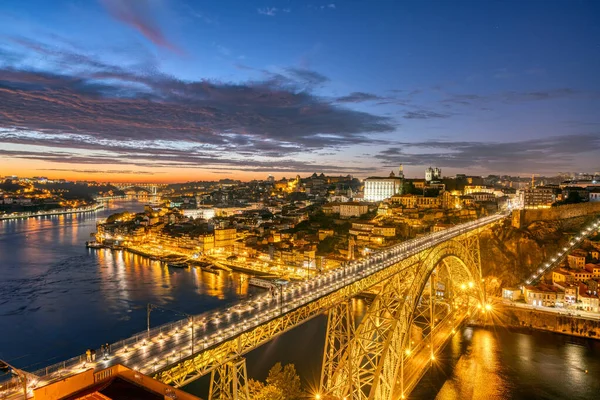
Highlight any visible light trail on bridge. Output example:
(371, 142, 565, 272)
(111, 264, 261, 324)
(0, 211, 509, 399)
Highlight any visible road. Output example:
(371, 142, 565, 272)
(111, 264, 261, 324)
(1, 211, 507, 398)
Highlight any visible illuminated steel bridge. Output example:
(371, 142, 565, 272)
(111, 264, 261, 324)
(0, 212, 508, 400)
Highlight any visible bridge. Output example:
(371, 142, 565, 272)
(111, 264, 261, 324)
(111, 183, 165, 196)
(0, 212, 508, 400)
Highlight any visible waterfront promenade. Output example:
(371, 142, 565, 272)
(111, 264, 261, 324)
(0, 203, 104, 221)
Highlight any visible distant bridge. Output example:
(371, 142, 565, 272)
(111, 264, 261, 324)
(1, 212, 509, 400)
(111, 183, 167, 195)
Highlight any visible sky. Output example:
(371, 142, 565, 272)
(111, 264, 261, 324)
(0, 0, 599, 183)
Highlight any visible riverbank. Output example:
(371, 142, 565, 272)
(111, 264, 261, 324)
(0, 203, 104, 221)
(483, 303, 600, 340)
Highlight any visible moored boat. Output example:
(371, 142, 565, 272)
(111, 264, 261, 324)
(248, 277, 274, 289)
(86, 241, 105, 249)
(168, 261, 188, 268)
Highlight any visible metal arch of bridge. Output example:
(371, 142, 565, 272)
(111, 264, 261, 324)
(321, 235, 486, 400)
(113, 184, 159, 195)
(152, 221, 498, 393)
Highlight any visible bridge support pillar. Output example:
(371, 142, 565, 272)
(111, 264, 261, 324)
(208, 357, 249, 400)
(320, 300, 355, 397)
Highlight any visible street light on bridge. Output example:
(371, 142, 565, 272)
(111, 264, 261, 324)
(147, 303, 196, 354)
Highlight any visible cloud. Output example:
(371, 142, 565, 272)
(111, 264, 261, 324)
(257, 7, 277, 16)
(335, 92, 383, 103)
(285, 68, 329, 85)
(0, 42, 394, 174)
(403, 110, 450, 119)
(378, 134, 600, 173)
(99, 0, 183, 54)
(39, 168, 160, 175)
(440, 88, 587, 108)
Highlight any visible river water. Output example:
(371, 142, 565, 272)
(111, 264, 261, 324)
(1, 199, 598, 399)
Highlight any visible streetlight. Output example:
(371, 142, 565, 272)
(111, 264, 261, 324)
(147, 303, 195, 354)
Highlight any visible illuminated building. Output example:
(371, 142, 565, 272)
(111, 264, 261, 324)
(364, 171, 403, 202)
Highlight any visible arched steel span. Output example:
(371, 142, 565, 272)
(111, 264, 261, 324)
(321, 235, 486, 400)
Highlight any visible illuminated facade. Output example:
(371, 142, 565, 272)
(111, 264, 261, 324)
(364, 172, 403, 202)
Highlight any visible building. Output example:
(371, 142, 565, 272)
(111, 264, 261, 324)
(390, 193, 418, 208)
(524, 284, 565, 307)
(318, 229, 334, 240)
(372, 226, 396, 237)
(364, 172, 403, 202)
(578, 292, 600, 312)
(416, 196, 442, 209)
(469, 192, 496, 203)
(182, 207, 215, 220)
(32, 364, 199, 400)
(584, 263, 600, 277)
(552, 269, 574, 285)
(502, 287, 521, 301)
(590, 189, 600, 202)
(425, 167, 442, 182)
(522, 186, 556, 208)
(567, 251, 586, 269)
(339, 202, 369, 217)
(214, 228, 236, 250)
(572, 269, 593, 282)
(464, 185, 495, 195)
(322, 202, 341, 214)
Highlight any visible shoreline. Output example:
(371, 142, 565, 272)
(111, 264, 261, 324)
(90, 244, 273, 277)
(474, 305, 600, 341)
(0, 203, 104, 221)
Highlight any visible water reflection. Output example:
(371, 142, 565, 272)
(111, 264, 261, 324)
(411, 326, 600, 400)
(0, 200, 256, 371)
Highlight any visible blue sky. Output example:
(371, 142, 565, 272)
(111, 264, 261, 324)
(0, 0, 599, 182)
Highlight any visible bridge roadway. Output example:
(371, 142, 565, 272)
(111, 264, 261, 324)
(2, 212, 508, 397)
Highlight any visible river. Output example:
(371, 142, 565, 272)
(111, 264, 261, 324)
(1, 199, 598, 399)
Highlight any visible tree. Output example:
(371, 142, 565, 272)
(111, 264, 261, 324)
(266, 363, 304, 400)
(255, 385, 286, 400)
(248, 379, 285, 400)
(247, 363, 304, 400)
(317, 236, 338, 256)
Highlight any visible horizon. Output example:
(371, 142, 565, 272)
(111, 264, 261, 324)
(1, 0, 599, 181)
(2, 170, 593, 185)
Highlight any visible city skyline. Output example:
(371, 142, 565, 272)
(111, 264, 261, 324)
(1, 0, 600, 183)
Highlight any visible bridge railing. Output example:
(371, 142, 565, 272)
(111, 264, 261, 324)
(24, 303, 230, 387)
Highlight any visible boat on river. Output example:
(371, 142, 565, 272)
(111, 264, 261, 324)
(85, 241, 105, 249)
(201, 265, 219, 274)
(167, 261, 188, 268)
(248, 277, 275, 289)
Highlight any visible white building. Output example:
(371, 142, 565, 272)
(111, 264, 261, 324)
(182, 207, 216, 220)
(364, 172, 403, 202)
(425, 167, 442, 182)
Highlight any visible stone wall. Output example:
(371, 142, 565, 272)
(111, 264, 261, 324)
(493, 304, 600, 339)
(512, 202, 600, 228)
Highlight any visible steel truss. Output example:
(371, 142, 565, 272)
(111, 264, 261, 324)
(321, 301, 355, 395)
(153, 225, 493, 400)
(208, 357, 250, 400)
(322, 233, 486, 400)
